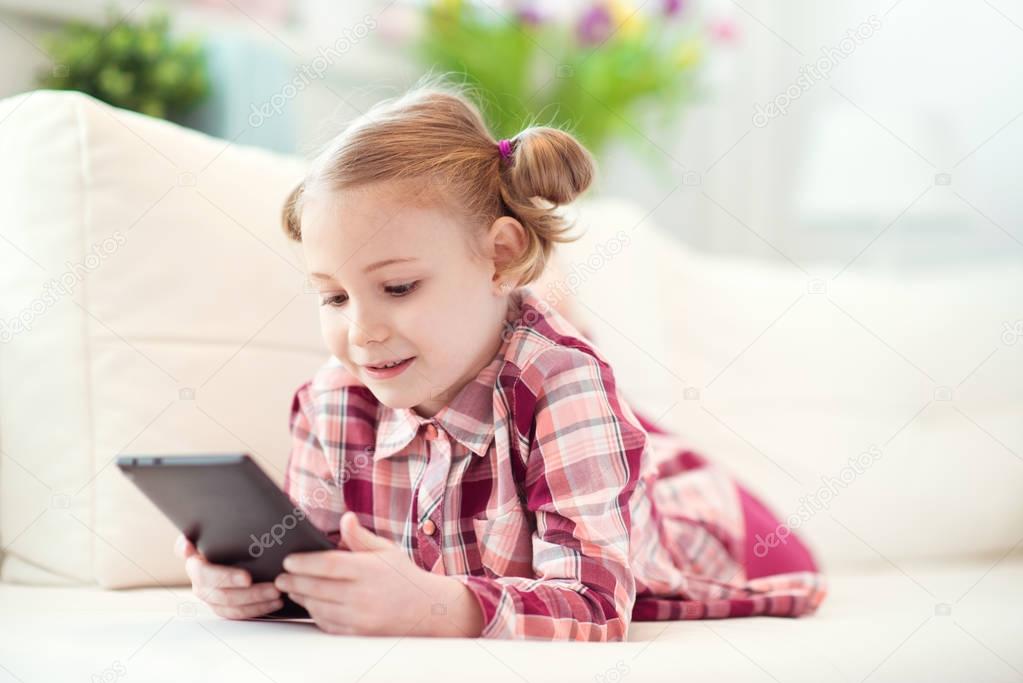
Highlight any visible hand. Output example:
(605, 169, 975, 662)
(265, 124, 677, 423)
(275, 512, 484, 637)
(175, 533, 284, 620)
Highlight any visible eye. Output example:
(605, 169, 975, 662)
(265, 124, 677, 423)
(386, 281, 420, 297)
(320, 293, 347, 307)
(318, 281, 419, 308)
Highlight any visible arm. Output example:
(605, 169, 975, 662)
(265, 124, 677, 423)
(283, 380, 346, 548)
(280, 381, 483, 638)
(451, 347, 646, 641)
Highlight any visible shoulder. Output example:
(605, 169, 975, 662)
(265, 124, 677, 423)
(501, 288, 645, 435)
(508, 341, 646, 450)
(502, 286, 616, 390)
(516, 343, 608, 396)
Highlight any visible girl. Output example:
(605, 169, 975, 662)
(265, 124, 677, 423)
(177, 78, 827, 641)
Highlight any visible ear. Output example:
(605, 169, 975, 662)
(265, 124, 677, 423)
(485, 216, 528, 293)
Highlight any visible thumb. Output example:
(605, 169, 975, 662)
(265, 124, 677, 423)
(340, 511, 393, 552)
(175, 533, 198, 560)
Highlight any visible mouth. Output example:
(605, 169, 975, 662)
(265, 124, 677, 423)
(362, 356, 416, 379)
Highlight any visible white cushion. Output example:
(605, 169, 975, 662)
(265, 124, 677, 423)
(0, 90, 324, 588)
(561, 198, 1023, 569)
(1, 560, 1019, 676)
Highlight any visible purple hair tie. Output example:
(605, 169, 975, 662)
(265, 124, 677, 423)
(497, 138, 514, 160)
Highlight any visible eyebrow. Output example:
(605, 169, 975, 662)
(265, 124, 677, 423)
(309, 257, 420, 281)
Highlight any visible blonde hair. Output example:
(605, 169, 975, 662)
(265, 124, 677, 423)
(281, 75, 595, 288)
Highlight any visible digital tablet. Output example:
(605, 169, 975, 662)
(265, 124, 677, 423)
(117, 453, 336, 620)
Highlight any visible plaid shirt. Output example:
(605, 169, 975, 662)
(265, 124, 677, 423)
(283, 286, 827, 641)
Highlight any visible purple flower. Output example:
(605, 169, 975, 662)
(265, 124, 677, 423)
(577, 4, 613, 45)
(516, 5, 544, 26)
(664, 0, 684, 17)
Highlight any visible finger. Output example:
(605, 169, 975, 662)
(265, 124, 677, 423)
(276, 573, 351, 601)
(340, 511, 394, 552)
(183, 554, 207, 585)
(313, 617, 355, 636)
(186, 556, 250, 590)
(199, 582, 281, 607)
(206, 563, 251, 589)
(174, 534, 194, 559)
(290, 593, 350, 634)
(212, 597, 285, 620)
(289, 592, 348, 624)
(282, 550, 358, 579)
(294, 593, 361, 636)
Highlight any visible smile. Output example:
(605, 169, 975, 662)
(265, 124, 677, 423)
(363, 356, 416, 379)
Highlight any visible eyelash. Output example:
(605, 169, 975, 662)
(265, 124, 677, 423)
(319, 281, 420, 308)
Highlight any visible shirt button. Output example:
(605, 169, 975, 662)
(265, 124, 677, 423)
(424, 423, 439, 440)
(421, 519, 436, 536)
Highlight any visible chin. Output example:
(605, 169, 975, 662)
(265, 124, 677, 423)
(371, 390, 418, 411)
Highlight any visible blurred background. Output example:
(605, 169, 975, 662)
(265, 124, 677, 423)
(3, 0, 1020, 268)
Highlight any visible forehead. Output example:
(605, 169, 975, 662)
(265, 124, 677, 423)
(300, 184, 475, 276)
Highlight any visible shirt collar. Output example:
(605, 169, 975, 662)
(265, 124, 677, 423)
(372, 287, 529, 461)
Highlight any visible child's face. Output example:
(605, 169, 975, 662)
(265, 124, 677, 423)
(300, 182, 512, 418)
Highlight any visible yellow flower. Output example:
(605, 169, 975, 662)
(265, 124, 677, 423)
(673, 39, 702, 69)
(435, 0, 462, 14)
(607, 0, 647, 40)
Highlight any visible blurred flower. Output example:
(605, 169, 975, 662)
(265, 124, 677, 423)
(708, 17, 738, 43)
(608, 0, 646, 40)
(416, 0, 713, 158)
(434, 0, 463, 15)
(664, 0, 684, 17)
(577, 3, 613, 45)
(516, 4, 545, 25)
(673, 38, 702, 68)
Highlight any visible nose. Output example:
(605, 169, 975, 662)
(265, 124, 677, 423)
(347, 302, 389, 347)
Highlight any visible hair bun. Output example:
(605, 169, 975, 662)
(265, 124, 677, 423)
(505, 126, 595, 205)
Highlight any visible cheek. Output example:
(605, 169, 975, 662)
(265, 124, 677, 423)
(319, 310, 348, 355)
(389, 300, 458, 359)
(401, 302, 439, 331)
(417, 302, 473, 350)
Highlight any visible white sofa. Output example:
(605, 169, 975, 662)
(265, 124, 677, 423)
(0, 90, 1020, 682)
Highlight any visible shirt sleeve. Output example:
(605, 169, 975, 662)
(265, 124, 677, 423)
(282, 380, 345, 548)
(451, 346, 646, 641)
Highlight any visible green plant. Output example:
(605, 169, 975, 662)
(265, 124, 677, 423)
(37, 7, 209, 121)
(414, 0, 729, 160)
